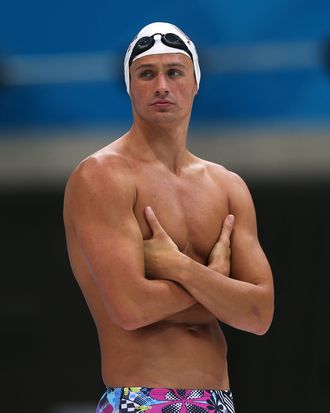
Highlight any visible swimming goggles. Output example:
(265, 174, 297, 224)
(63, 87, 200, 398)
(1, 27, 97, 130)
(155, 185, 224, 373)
(129, 33, 193, 66)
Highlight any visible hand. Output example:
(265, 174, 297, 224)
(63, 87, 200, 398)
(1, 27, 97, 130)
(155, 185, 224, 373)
(208, 214, 234, 276)
(143, 206, 180, 279)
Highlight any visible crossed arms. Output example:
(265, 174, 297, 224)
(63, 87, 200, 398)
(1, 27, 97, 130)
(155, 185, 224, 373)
(64, 158, 274, 334)
(144, 205, 273, 335)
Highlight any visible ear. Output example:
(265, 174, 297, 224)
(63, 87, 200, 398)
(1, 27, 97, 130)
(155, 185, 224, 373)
(193, 79, 198, 96)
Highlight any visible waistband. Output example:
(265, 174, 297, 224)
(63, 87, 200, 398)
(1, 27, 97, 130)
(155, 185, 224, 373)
(97, 386, 235, 413)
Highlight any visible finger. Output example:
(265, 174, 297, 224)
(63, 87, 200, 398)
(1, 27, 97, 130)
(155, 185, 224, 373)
(219, 214, 235, 244)
(144, 206, 166, 236)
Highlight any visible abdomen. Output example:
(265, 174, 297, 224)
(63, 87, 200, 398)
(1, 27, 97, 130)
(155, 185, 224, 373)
(98, 315, 229, 389)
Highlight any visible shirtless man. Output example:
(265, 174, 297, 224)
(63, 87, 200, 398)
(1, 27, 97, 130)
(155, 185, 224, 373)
(63, 22, 274, 413)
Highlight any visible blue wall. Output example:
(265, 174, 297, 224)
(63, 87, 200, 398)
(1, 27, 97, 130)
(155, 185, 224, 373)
(0, 0, 329, 130)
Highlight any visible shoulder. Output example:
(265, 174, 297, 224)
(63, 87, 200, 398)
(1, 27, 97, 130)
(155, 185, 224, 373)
(194, 159, 258, 235)
(64, 144, 136, 215)
(68, 141, 134, 187)
(196, 157, 249, 190)
(195, 157, 254, 211)
(206, 164, 256, 223)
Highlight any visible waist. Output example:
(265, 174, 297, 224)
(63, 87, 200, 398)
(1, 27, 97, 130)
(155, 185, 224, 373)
(100, 322, 229, 391)
(99, 319, 227, 359)
(97, 315, 229, 388)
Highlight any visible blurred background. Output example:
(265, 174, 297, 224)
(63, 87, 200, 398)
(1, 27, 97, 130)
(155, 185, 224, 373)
(1, 1, 330, 412)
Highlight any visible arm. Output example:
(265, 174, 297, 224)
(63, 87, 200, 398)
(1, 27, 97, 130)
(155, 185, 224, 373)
(143, 173, 274, 335)
(63, 156, 196, 331)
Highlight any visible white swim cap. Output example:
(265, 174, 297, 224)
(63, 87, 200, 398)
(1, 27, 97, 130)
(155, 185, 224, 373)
(124, 22, 201, 94)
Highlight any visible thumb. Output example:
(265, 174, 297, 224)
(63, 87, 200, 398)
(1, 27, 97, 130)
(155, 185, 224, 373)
(145, 206, 166, 237)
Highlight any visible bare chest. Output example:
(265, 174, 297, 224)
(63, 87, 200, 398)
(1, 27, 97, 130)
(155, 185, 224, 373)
(133, 166, 229, 262)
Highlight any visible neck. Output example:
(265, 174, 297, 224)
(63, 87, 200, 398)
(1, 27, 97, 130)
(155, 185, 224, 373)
(128, 116, 191, 173)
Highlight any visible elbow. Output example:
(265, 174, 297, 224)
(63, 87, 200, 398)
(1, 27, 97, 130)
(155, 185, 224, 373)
(251, 304, 274, 336)
(111, 307, 147, 331)
(253, 319, 272, 336)
(120, 316, 145, 331)
(103, 284, 154, 331)
(250, 285, 274, 336)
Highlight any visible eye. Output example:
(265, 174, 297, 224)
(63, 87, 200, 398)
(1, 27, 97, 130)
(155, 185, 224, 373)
(138, 70, 155, 79)
(168, 68, 183, 78)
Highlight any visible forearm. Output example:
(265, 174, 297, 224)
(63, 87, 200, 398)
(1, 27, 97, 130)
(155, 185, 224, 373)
(169, 253, 273, 335)
(120, 277, 196, 330)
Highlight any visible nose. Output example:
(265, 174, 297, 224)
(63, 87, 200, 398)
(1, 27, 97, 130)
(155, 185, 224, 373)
(155, 72, 169, 96)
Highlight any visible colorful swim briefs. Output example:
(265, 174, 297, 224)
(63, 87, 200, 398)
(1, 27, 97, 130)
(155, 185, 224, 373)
(96, 387, 235, 413)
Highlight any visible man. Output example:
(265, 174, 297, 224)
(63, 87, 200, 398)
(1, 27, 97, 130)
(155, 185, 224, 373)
(63, 22, 274, 413)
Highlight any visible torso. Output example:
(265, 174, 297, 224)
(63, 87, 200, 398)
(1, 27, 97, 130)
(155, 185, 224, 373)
(65, 136, 232, 390)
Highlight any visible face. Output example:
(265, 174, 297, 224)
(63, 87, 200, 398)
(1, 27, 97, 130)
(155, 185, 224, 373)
(129, 53, 197, 125)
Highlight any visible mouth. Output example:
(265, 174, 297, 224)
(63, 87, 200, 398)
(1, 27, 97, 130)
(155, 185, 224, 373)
(151, 100, 174, 107)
